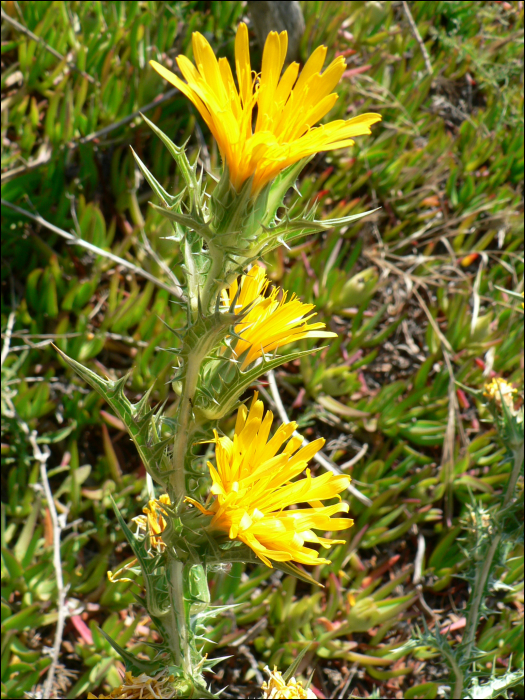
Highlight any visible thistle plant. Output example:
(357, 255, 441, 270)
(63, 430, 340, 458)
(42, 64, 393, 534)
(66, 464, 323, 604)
(60, 23, 381, 699)
(418, 376, 524, 699)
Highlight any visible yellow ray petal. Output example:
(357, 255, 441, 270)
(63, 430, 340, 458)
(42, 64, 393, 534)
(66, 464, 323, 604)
(226, 265, 337, 369)
(150, 23, 380, 194)
(235, 22, 252, 106)
(200, 395, 353, 567)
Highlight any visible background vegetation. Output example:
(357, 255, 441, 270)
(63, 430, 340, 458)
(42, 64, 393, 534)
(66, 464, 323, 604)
(1, 1, 523, 698)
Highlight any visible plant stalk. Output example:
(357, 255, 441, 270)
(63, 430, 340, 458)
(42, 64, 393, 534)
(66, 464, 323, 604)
(201, 245, 225, 313)
(454, 442, 524, 698)
(167, 253, 230, 683)
(502, 444, 524, 509)
(170, 246, 229, 497)
(166, 558, 192, 674)
(184, 240, 199, 321)
(171, 353, 201, 499)
(445, 643, 465, 700)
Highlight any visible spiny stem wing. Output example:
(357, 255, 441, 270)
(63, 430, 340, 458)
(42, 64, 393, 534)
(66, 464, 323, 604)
(54, 345, 171, 488)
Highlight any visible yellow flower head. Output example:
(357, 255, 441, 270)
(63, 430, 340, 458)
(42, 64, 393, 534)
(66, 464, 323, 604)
(484, 377, 517, 406)
(225, 264, 336, 369)
(87, 670, 176, 699)
(261, 666, 316, 699)
(150, 23, 381, 194)
(132, 494, 171, 550)
(186, 394, 353, 567)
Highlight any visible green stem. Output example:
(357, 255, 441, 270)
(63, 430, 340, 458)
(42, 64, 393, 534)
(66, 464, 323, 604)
(166, 558, 192, 674)
(446, 644, 466, 700)
(455, 534, 500, 698)
(455, 443, 523, 698)
(184, 237, 199, 321)
(201, 245, 225, 313)
(165, 244, 231, 687)
(170, 246, 227, 496)
(170, 354, 201, 499)
(502, 444, 523, 509)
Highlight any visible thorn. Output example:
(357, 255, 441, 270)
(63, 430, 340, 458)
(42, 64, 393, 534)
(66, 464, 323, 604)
(157, 315, 185, 341)
(109, 371, 133, 398)
(277, 237, 291, 250)
(226, 328, 246, 343)
(215, 291, 222, 316)
(162, 347, 182, 356)
(228, 279, 243, 315)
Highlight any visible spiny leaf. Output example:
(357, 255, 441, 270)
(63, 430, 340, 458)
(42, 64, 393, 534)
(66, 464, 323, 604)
(53, 345, 172, 487)
(99, 627, 164, 675)
(264, 157, 314, 227)
(194, 346, 324, 421)
(316, 208, 381, 227)
(131, 147, 179, 208)
(150, 202, 214, 243)
(141, 112, 204, 214)
(464, 668, 524, 699)
(109, 495, 169, 616)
